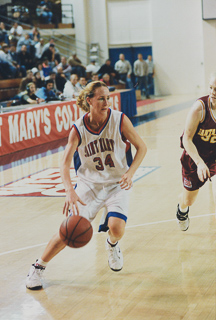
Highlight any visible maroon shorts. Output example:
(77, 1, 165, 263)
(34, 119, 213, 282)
(181, 151, 216, 191)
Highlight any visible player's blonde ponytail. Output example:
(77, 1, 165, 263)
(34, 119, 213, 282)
(76, 81, 107, 112)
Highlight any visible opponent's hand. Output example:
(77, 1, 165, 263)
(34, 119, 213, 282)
(197, 161, 210, 182)
(63, 188, 86, 217)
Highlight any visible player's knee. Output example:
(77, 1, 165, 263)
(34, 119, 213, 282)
(108, 219, 125, 239)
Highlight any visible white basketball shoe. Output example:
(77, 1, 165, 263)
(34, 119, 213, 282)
(176, 204, 190, 231)
(26, 262, 45, 290)
(106, 239, 123, 271)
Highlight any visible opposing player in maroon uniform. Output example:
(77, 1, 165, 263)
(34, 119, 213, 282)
(177, 73, 216, 231)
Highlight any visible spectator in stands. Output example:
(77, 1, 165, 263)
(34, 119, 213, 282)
(34, 70, 45, 88)
(19, 70, 34, 92)
(45, 71, 59, 94)
(16, 33, 36, 58)
(41, 43, 60, 67)
(146, 55, 155, 95)
(36, 61, 45, 80)
(55, 66, 67, 93)
(76, 76, 87, 90)
(17, 45, 34, 71)
(1, 43, 26, 78)
(42, 38, 60, 55)
(68, 52, 86, 77)
(86, 59, 100, 74)
(34, 38, 44, 60)
(29, 27, 40, 42)
(37, 0, 53, 24)
(0, 56, 16, 79)
(133, 53, 149, 99)
(20, 82, 44, 105)
(54, 56, 72, 80)
(9, 22, 23, 42)
(87, 72, 99, 84)
(97, 59, 118, 85)
(100, 73, 111, 86)
(42, 57, 52, 77)
(63, 74, 80, 99)
(0, 22, 9, 45)
(36, 79, 60, 102)
(0, 43, 18, 78)
(114, 53, 133, 89)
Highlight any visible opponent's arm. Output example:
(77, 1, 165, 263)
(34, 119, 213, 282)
(60, 127, 86, 216)
(183, 100, 210, 182)
(120, 115, 147, 189)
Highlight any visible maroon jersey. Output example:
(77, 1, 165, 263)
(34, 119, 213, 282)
(181, 95, 216, 162)
(180, 95, 216, 190)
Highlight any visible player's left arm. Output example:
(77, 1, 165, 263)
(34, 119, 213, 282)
(120, 115, 147, 189)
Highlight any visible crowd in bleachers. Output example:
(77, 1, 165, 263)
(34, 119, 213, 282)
(0, 20, 154, 106)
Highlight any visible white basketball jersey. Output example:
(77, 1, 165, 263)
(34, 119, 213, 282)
(73, 108, 132, 184)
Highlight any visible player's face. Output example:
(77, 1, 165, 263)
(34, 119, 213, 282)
(209, 77, 216, 104)
(89, 87, 110, 115)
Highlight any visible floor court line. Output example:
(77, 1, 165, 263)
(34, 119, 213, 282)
(0, 212, 214, 257)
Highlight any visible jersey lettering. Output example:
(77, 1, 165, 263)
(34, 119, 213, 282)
(84, 138, 115, 157)
(198, 128, 216, 143)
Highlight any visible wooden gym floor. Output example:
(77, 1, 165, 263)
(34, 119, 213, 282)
(0, 94, 215, 320)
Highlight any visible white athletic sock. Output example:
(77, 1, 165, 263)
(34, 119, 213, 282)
(179, 204, 188, 213)
(107, 237, 117, 246)
(35, 258, 48, 268)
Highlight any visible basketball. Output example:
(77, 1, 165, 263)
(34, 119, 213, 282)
(59, 215, 93, 248)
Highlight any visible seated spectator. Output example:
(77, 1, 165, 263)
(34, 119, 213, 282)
(19, 70, 34, 92)
(76, 76, 87, 90)
(29, 27, 40, 42)
(97, 59, 118, 85)
(63, 74, 80, 99)
(100, 73, 111, 86)
(55, 66, 67, 93)
(2, 43, 26, 77)
(87, 72, 99, 84)
(86, 59, 100, 74)
(34, 70, 45, 88)
(0, 56, 16, 79)
(16, 33, 36, 58)
(36, 61, 45, 80)
(0, 22, 9, 45)
(34, 38, 44, 60)
(42, 38, 60, 55)
(68, 52, 86, 77)
(36, 79, 60, 102)
(20, 82, 44, 105)
(45, 71, 60, 94)
(37, 0, 53, 24)
(42, 58, 52, 77)
(0, 43, 22, 77)
(17, 45, 34, 70)
(9, 22, 23, 42)
(54, 56, 72, 80)
(41, 43, 60, 67)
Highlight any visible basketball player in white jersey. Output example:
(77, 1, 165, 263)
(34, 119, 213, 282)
(26, 81, 147, 290)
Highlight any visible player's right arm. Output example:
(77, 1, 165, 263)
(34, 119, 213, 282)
(183, 100, 210, 182)
(60, 127, 86, 216)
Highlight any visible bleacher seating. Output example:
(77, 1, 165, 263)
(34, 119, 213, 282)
(0, 78, 22, 101)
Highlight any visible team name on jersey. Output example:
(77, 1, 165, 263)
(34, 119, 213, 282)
(84, 138, 115, 157)
(197, 128, 216, 143)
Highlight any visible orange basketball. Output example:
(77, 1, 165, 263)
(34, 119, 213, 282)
(59, 215, 93, 248)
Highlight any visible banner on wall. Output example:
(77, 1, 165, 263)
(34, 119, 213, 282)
(0, 92, 121, 157)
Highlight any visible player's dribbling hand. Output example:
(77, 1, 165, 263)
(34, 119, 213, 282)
(63, 189, 86, 217)
(119, 172, 133, 190)
(197, 161, 210, 182)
